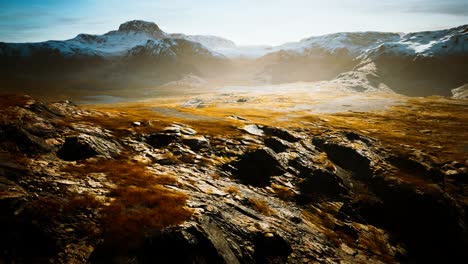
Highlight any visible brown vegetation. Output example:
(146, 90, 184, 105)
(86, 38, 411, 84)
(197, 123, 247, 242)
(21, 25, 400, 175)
(61, 157, 192, 250)
(271, 184, 295, 200)
(225, 186, 240, 195)
(101, 186, 191, 249)
(0, 93, 31, 108)
(249, 198, 272, 216)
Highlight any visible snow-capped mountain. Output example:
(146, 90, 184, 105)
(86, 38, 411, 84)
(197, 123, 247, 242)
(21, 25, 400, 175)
(0, 20, 466, 97)
(0, 20, 225, 59)
(170, 34, 236, 50)
(274, 32, 401, 57)
(363, 25, 468, 59)
(0, 20, 228, 94)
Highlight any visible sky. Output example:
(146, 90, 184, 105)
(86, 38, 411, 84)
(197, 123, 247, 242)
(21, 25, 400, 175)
(0, 0, 467, 45)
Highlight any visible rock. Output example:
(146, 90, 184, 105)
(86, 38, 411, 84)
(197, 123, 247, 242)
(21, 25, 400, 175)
(451, 83, 468, 99)
(313, 137, 373, 179)
(262, 126, 301, 142)
(242, 125, 264, 136)
(153, 152, 178, 165)
(298, 169, 348, 201)
(231, 147, 286, 186)
(445, 169, 468, 184)
(0, 124, 52, 154)
(228, 115, 249, 122)
(180, 127, 197, 135)
(264, 137, 291, 153)
(344, 131, 373, 144)
(91, 223, 238, 264)
(182, 135, 210, 151)
(57, 134, 120, 161)
(146, 133, 180, 148)
(253, 232, 292, 263)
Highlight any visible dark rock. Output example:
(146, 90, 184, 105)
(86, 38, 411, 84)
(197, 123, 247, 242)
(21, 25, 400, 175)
(388, 154, 444, 182)
(90, 222, 237, 264)
(313, 138, 373, 179)
(29, 102, 64, 118)
(264, 137, 291, 153)
(146, 133, 180, 148)
(57, 134, 120, 161)
(263, 126, 301, 142)
(445, 169, 468, 184)
(0, 124, 51, 154)
(231, 148, 286, 187)
(182, 135, 210, 151)
(298, 169, 349, 201)
(253, 232, 292, 264)
(344, 131, 373, 144)
(341, 176, 468, 263)
(228, 115, 249, 122)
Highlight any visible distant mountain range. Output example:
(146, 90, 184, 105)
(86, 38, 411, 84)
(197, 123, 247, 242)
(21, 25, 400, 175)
(0, 20, 467, 97)
(0, 20, 228, 94)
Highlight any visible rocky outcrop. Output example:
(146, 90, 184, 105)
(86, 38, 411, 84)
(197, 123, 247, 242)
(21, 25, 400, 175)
(452, 83, 468, 99)
(230, 147, 287, 187)
(57, 134, 121, 161)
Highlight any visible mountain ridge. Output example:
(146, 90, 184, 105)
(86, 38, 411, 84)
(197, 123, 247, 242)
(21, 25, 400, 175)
(0, 20, 467, 97)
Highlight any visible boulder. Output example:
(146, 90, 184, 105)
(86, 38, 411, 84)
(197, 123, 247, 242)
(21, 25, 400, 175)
(231, 147, 286, 187)
(298, 169, 349, 201)
(263, 126, 301, 142)
(182, 135, 210, 151)
(57, 134, 120, 161)
(313, 138, 373, 179)
(253, 232, 292, 263)
(242, 125, 264, 136)
(0, 124, 51, 154)
(264, 136, 291, 153)
(146, 133, 180, 148)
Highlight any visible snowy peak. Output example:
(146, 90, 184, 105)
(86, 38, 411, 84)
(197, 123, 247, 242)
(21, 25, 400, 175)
(364, 24, 468, 58)
(171, 34, 236, 50)
(118, 20, 165, 38)
(275, 32, 401, 57)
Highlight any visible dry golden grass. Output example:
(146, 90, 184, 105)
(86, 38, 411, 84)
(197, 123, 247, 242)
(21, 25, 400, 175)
(303, 207, 396, 262)
(318, 98, 468, 163)
(61, 157, 192, 249)
(225, 185, 240, 195)
(249, 198, 272, 216)
(153, 174, 178, 185)
(271, 184, 295, 200)
(0, 93, 31, 108)
(101, 186, 191, 249)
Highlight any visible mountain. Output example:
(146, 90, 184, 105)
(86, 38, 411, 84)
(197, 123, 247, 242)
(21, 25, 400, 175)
(0, 20, 227, 96)
(357, 25, 468, 96)
(1, 21, 467, 97)
(255, 25, 468, 95)
(170, 33, 236, 50)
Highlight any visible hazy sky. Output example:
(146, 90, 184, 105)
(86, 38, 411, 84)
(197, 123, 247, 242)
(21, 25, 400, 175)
(1, 0, 467, 45)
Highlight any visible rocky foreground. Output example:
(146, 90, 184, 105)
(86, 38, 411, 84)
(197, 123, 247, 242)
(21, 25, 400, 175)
(0, 94, 467, 263)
